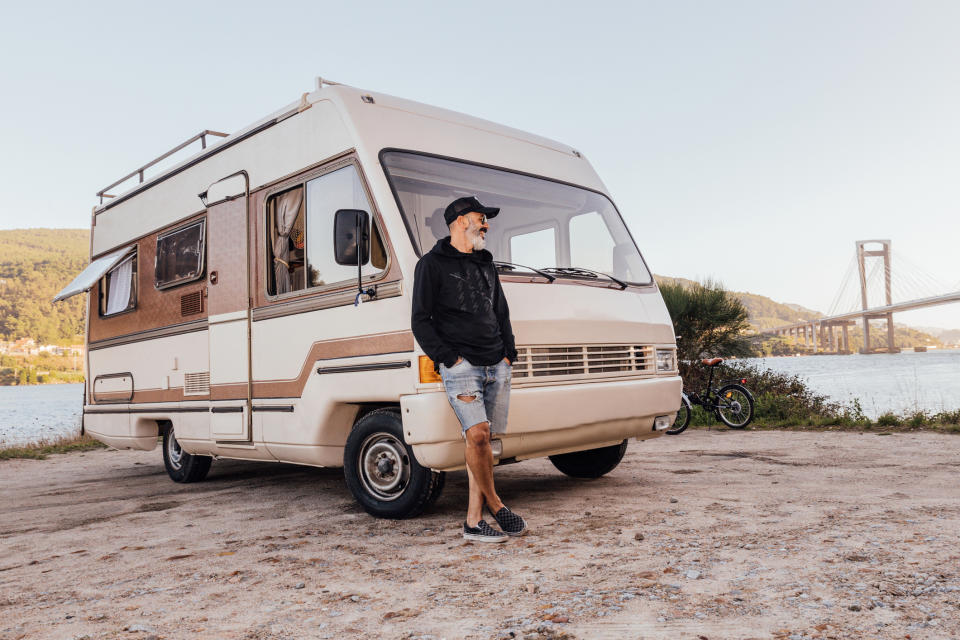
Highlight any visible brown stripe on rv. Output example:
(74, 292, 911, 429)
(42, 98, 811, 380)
(248, 330, 414, 399)
(102, 331, 415, 404)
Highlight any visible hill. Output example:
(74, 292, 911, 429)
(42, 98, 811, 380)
(654, 275, 944, 351)
(0, 229, 89, 343)
(656, 275, 821, 329)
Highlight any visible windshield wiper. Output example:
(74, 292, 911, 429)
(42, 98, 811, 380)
(494, 261, 556, 283)
(540, 267, 628, 290)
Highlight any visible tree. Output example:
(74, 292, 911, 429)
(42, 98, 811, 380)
(659, 278, 754, 375)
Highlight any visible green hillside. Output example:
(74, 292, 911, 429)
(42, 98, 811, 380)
(656, 275, 820, 329)
(0, 229, 89, 343)
(655, 274, 944, 351)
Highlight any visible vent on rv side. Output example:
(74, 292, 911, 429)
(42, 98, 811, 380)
(184, 371, 211, 395)
(180, 290, 204, 317)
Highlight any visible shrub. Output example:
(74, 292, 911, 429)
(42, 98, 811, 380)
(906, 411, 928, 428)
(876, 412, 901, 427)
(931, 409, 960, 425)
(660, 279, 754, 370)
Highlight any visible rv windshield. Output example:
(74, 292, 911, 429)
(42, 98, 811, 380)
(380, 151, 652, 285)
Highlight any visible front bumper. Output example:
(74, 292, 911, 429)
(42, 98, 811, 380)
(400, 375, 682, 470)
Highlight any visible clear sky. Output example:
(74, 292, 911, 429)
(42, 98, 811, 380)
(2, 0, 958, 328)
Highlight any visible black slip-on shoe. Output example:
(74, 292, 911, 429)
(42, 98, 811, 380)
(487, 505, 527, 536)
(463, 519, 507, 543)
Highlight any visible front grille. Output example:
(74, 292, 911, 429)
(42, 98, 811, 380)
(184, 371, 210, 395)
(512, 344, 655, 380)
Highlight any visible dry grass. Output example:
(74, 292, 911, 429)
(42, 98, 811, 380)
(0, 433, 106, 460)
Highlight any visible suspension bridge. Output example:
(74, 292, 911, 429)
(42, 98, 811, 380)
(761, 240, 960, 354)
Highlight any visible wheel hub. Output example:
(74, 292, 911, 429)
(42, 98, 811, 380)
(358, 433, 410, 501)
(376, 454, 396, 477)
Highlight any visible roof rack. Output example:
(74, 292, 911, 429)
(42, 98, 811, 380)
(96, 130, 229, 204)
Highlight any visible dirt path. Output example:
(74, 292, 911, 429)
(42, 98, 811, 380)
(1, 430, 958, 640)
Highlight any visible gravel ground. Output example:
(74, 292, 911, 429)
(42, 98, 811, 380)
(1, 429, 958, 640)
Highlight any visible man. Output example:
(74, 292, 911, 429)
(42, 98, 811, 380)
(411, 196, 527, 543)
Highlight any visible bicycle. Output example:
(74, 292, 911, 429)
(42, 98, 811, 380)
(667, 357, 754, 434)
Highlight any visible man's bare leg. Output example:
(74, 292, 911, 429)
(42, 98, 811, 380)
(464, 421, 504, 526)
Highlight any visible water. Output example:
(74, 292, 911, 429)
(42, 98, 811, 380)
(0, 384, 83, 447)
(741, 349, 960, 418)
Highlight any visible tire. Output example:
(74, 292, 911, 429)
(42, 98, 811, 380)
(549, 440, 628, 478)
(162, 425, 212, 483)
(666, 393, 692, 435)
(343, 409, 445, 519)
(715, 384, 754, 429)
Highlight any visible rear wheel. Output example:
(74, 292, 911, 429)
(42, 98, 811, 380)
(162, 425, 212, 483)
(666, 393, 692, 435)
(549, 440, 628, 478)
(715, 384, 754, 429)
(343, 409, 445, 518)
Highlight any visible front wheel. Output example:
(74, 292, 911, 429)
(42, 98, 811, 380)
(549, 440, 628, 478)
(343, 409, 445, 519)
(666, 393, 692, 435)
(162, 425, 211, 483)
(715, 384, 754, 429)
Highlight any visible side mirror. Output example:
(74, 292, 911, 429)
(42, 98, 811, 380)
(333, 209, 370, 266)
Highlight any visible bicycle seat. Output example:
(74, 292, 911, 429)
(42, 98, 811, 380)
(701, 357, 724, 366)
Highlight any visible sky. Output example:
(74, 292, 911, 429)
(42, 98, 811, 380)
(1, 0, 958, 329)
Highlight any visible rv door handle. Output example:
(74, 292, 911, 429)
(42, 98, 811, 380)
(209, 270, 219, 285)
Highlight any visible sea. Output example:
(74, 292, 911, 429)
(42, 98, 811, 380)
(0, 384, 84, 447)
(740, 349, 960, 419)
(1, 350, 959, 446)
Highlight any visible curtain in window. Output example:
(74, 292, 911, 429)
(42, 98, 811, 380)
(106, 256, 133, 315)
(273, 189, 303, 294)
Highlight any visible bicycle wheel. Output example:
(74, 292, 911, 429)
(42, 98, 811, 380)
(666, 393, 692, 435)
(715, 384, 753, 428)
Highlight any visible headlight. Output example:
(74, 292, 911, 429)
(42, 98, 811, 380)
(656, 349, 675, 372)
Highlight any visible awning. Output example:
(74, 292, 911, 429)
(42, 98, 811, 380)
(53, 245, 135, 303)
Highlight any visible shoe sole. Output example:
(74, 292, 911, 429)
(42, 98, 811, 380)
(463, 532, 507, 543)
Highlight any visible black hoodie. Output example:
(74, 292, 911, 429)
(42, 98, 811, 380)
(411, 237, 518, 369)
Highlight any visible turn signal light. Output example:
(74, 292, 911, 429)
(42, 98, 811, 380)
(418, 356, 442, 383)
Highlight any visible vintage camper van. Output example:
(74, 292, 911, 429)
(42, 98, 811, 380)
(55, 78, 681, 518)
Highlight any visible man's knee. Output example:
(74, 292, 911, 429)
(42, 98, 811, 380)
(465, 422, 490, 446)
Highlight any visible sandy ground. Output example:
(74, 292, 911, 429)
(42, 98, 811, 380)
(1, 430, 959, 640)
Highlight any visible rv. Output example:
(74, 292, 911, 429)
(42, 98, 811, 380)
(55, 78, 681, 518)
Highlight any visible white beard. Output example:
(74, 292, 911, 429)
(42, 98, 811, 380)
(467, 220, 487, 251)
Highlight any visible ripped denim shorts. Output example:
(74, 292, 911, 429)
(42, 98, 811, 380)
(438, 358, 511, 435)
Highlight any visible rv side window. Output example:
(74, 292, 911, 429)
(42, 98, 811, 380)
(267, 164, 386, 296)
(100, 252, 137, 317)
(155, 220, 206, 289)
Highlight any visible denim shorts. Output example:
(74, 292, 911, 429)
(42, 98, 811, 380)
(438, 358, 511, 435)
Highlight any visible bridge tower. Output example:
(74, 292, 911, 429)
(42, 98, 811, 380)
(856, 239, 898, 354)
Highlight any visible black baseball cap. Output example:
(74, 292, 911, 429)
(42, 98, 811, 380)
(443, 196, 500, 225)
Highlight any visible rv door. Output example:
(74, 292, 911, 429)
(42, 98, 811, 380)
(202, 173, 252, 442)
